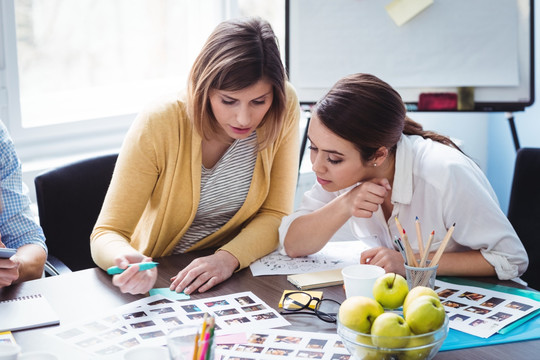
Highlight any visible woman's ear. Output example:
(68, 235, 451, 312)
(371, 147, 389, 167)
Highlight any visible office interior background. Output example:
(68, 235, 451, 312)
(0, 0, 538, 215)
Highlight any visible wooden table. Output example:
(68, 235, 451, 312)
(2, 250, 539, 359)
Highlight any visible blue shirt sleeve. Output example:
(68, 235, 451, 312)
(0, 121, 47, 252)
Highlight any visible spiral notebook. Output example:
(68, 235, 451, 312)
(0, 294, 60, 332)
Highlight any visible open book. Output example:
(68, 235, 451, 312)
(0, 294, 60, 332)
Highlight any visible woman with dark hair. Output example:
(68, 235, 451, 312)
(279, 73, 528, 280)
(91, 17, 300, 295)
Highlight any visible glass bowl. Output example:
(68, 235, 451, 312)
(337, 314, 449, 360)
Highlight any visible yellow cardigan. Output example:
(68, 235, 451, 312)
(90, 84, 300, 270)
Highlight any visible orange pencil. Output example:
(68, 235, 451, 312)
(401, 229, 419, 267)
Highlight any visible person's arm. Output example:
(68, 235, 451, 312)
(283, 178, 391, 257)
(90, 108, 161, 270)
(0, 243, 47, 287)
(441, 161, 528, 279)
(0, 122, 47, 286)
(360, 247, 495, 278)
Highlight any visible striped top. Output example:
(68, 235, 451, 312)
(173, 132, 258, 253)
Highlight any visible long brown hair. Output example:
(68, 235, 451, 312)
(187, 17, 286, 149)
(313, 73, 463, 163)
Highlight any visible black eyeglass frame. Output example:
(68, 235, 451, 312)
(280, 291, 342, 323)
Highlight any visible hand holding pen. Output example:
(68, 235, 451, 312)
(109, 254, 159, 295)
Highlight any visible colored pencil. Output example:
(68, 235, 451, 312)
(419, 230, 435, 268)
(430, 223, 456, 267)
(415, 216, 425, 259)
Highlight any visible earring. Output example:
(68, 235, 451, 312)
(373, 163, 377, 167)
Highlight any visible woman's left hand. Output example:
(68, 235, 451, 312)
(169, 250, 239, 294)
(360, 246, 407, 276)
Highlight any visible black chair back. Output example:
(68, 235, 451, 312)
(507, 148, 540, 290)
(34, 154, 118, 272)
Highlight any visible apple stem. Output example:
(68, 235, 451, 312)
(391, 273, 397, 288)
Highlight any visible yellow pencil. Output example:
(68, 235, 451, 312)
(192, 331, 200, 360)
(430, 223, 456, 267)
(415, 216, 425, 259)
(419, 230, 435, 267)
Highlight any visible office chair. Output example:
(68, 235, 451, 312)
(34, 153, 118, 273)
(507, 147, 540, 290)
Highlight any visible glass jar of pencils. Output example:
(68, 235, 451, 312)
(167, 318, 216, 360)
(404, 260, 439, 290)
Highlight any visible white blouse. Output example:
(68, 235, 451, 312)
(279, 135, 528, 281)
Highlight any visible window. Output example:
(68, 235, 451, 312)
(0, 0, 284, 165)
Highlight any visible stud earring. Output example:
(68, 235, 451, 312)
(373, 163, 377, 167)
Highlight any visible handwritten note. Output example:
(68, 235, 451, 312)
(249, 240, 368, 276)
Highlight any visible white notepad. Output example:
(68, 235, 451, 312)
(0, 294, 60, 332)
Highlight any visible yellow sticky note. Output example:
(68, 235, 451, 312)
(385, 0, 433, 27)
(278, 290, 323, 309)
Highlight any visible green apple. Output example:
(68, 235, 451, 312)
(404, 295, 446, 334)
(372, 273, 409, 309)
(370, 312, 411, 348)
(353, 334, 379, 360)
(338, 296, 384, 334)
(402, 286, 439, 314)
(400, 335, 434, 360)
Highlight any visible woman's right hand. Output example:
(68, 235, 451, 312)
(111, 253, 158, 295)
(345, 178, 391, 218)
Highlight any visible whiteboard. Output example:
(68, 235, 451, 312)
(286, 0, 534, 111)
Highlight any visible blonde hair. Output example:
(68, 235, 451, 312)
(187, 17, 286, 149)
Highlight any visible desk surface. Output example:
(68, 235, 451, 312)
(1, 251, 539, 359)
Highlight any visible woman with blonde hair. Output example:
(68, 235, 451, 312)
(91, 17, 300, 295)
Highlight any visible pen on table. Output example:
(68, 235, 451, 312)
(394, 236, 407, 264)
(106, 261, 159, 275)
(415, 216, 425, 258)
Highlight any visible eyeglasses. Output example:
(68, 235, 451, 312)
(280, 291, 341, 323)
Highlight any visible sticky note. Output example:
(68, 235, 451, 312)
(278, 290, 323, 309)
(385, 0, 433, 26)
(149, 288, 190, 300)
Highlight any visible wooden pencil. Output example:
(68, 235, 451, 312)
(401, 229, 419, 267)
(430, 223, 456, 267)
(419, 230, 435, 267)
(415, 216, 425, 259)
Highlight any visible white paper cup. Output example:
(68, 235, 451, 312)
(0, 344, 21, 360)
(342, 264, 385, 298)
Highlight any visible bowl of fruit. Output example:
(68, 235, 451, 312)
(337, 273, 449, 360)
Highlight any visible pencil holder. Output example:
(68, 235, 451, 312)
(404, 260, 439, 290)
(167, 323, 216, 360)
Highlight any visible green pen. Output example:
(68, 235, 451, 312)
(106, 261, 159, 275)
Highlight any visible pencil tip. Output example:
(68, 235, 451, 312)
(415, 216, 419, 220)
(453, 222, 456, 226)
(431, 230, 435, 234)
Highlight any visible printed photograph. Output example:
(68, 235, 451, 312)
(248, 334, 269, 344)
(297, 350, 324, 359)
(437, 288, 459, 298)
(275, 335, 302, 344)
(459, 292, 486, 301)
(480, 297, 505, 308)
(506, 301, 533, 311)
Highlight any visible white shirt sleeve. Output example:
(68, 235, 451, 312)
(278, 183, 356, 255)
